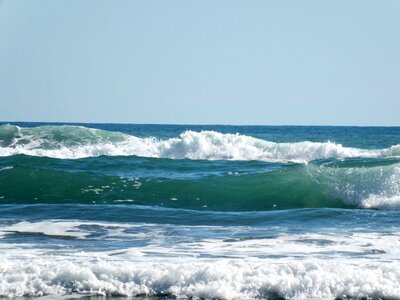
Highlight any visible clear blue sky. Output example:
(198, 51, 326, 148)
(0, 0, 399, 125)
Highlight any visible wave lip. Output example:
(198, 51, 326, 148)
(1, 125, 400, 162)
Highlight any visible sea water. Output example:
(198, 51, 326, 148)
(0, 123, 400, 299)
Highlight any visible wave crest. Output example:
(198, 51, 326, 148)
(1, 125, 400, 162)
(308, 162, 400, 210)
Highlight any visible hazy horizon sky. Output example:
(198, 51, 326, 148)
(0, 0, 399, 126)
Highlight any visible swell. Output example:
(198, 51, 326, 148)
(1, 155, 400, 211)
(1, 124, 400, 162)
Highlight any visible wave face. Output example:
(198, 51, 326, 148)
(1, 124, 400, 162)
(1, 155, 400, 210)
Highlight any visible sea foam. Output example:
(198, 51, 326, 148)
(0, 258, 399, 299)
(0, 217, 398, 298)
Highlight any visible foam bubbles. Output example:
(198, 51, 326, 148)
(0, 221, 92, 239)
(309, 163, 400, 210)
(361, 194, 400, 210)
(0, 258, 399, 299)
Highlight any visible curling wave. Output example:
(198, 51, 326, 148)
(1, 124, 400, 162)
(1, 155, 400, 210)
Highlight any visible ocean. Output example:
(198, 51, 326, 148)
(0, 122, 400, 299)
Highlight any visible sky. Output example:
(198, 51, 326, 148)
(0, 0, 399, 125)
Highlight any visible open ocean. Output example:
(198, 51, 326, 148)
(0, 122, 400, 299)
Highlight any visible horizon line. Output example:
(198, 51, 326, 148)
(1, 120, 400, 128)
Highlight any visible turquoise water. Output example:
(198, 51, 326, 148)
(0, 123, 400, 299)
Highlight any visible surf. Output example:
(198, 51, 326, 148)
(1, 124, 400, 162)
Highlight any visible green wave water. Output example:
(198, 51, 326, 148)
(1, 154, 399, 210)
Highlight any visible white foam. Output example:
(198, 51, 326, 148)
(361, 194, 400, 210)
(2, 220, 400, 260)
(1, 218, 400, 298)
(0, 221, 92, 239)
(1, 126, 400, 163)
(0, 220, 136, 240)
(0, 258, 399, 299)
(308, 163, 400, 209)
(0, 166, 13, 171)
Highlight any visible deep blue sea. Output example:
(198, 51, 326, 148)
(1, 122, 400, 299)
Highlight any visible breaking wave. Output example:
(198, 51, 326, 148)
(1, 155, 400, 211)
(0, 258, 399, 299)
(1, 124, 400, 162)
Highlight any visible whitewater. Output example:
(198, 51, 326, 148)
(1, 123, 400, 299)
(1, 124, 400, 162)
